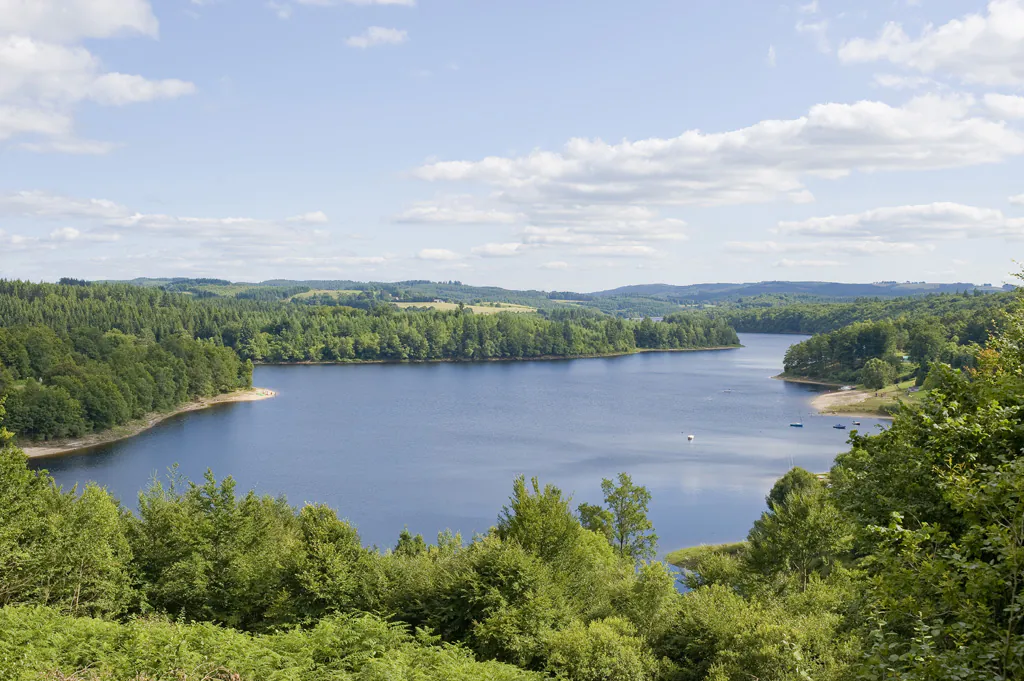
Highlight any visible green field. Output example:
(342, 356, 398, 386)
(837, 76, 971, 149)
(829, 379, 928, 415)
(665, 542, 747, 569)
(290, 289, 362, 301)
(393, 301, 537, 314)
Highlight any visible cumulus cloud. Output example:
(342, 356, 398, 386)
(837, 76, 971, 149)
(872, 73, 937, 90)
(839, 0, 1024, 86)
(296, 0, 415, 5)
(778, 202, 1024, 240)
(413, 94, 1024, 209)
(1011, 194, 1024, 205)
(0, 190, 386, 273)
(286, 211, 330, 223)
(726, 239, 932, 256)
(775, 258, 844, 268)
(416, 248, 461, 261)
(346, 26, 408, 48)
(470, 242, 530, 258)
(0, 2, 195, 152)
(0, 0, 158, 42)
(396, 198, 522, 224)
(767, 45, 777, 67)
(985, 93, 1024, 119)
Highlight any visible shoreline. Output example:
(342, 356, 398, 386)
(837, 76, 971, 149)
(257, 345, 742, 366)
(21, 388, 277, 460)
(771, 374, 846, 387)
(810, 388, 895, 420)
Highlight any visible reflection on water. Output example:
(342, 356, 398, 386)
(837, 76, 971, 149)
(34, 334, 888, 555)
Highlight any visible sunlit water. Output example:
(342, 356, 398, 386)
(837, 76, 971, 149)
(32, 334, 887, 556)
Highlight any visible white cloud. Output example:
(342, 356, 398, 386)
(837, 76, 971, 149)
(985, 93, 1024, 119)
(286, 211, 330, 223)
(799, 1, 819, 14)
(576, 244, 659, 258)
(1011, 193, 1024, 205)
(266, 2, 294, 19)
(775, 258, 844, 268)
(872, 73, 937, 90)
(0, 105, 71, 141)
(0, 0, 158, 42)
(416, 248, 461, 261)
(778, 202, 1024, 240)
(0, 191, 389, 272)
(0, 5, 195, 152)
(767, 45, 777, 67)
(470, 242, 530, 258)
(296, 0, 415, 5)
(346, 26, 408, 48)
(839, 0, 1024, 86)
(726, 239, 931, 255)
(396, 198, 522, 224)
(414, 95, 1024, 209)
(796, 20, 830, 53)
(540, 261, 569, 270)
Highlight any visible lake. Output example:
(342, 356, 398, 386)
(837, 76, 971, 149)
(32, 333, 887, 556)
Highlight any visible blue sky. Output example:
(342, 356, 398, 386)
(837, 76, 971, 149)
(2, 0, 1024, 290)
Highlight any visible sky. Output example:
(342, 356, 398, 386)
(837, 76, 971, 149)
(2, 0, 1024, 291)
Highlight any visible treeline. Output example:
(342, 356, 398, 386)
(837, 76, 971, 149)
(722, 289, 1009, 335)
(782, 315, 982, 385)
(5, 297, 1024, 678)
(0, 281, 738, 366)
(0, 325, 251, 441)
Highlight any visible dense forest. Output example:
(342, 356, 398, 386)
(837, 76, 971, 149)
(749, 292, 1010, 385)
(0, 281, 738, 441)
(723, 289, 1010, 335)
(4, 293, 1024, 678)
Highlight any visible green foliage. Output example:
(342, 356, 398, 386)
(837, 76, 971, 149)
(544, 617, 662, 681)
(660, 584, 854, 681)
(497, 476, 583, 564)
(9, 283, 1024, 681)
(577, 502, 613, 543)
(601, 473, 658, 564)
(0, 321, 248, 441)
(765, 467, 821, 510)
(746, 488, 852, 590)
(860, 357, 898, 389)
(0, 448, 133, 617)
(0, 606, 542, 680)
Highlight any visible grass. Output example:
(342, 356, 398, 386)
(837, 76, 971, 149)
(393, 302, 537, 314)
(830, 379, 928, 415)
(665, 542, 747, 570)
(289, 289, 362, 301)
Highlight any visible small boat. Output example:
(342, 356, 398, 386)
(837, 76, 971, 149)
(852, 421, 861, 426)
(687, 434, 695, 441)
(789, 422, 804, 428)
(833, 424, 847, 430)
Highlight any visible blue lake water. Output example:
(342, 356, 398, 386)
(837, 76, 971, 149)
(32, 333, 887, 556)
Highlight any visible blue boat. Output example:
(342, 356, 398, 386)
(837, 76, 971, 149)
(833, 424, 847, 430)
(789, 422, 804, 428)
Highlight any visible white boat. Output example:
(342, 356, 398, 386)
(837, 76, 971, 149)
(687, 434, 695, 441)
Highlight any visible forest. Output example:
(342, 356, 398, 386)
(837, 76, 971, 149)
(768, 292, 1010, 386)
(4, 292, 1024, 679)
(0, 281, 738, 441)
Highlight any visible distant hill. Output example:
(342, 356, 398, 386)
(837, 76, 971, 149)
(96, 277, 1012, 318)
(591, 281, 1011, 302)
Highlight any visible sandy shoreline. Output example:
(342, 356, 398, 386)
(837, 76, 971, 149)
(21, 388, 276, 459)
(810, 388, 894, 420)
